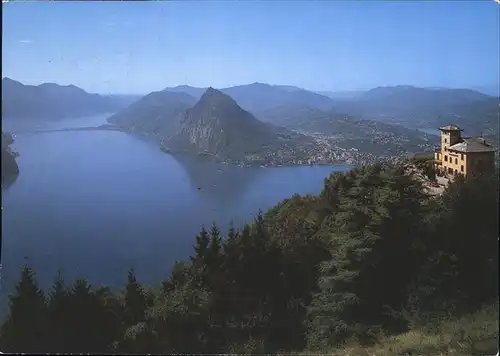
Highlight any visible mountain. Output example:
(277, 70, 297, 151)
(163, 85, 207, 100)
(273, 85, 304, 92)
(107, 90, 197, 138)
(165, 84, 497, 134)
(307, 85, 499, 149)
(439, 96, 500, 148)
(164, 83, 336, 125)
(2, 78, 123, 119)
(256, 103, 333, 127)
(470, 84, 500, 97)
(163, 88, 279, 159)
(329, 85, 494, 127)
(167, 83, 335, 113)
(104, 94, 143, 109)
(220, 82, 335, 117)
(316, 90, 366, 100)
(162, 88, 315, 164)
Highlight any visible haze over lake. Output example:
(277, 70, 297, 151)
(1, 114, 349, 312)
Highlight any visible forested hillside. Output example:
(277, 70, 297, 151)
(1, 164, 498, 354)
(1, 131, 19, 183)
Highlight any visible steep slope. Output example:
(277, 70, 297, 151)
(2, 78, 122, 119)
(162, 88, 314, 164)
(164, 88, 278, 159)
(107, 90, 197, 138)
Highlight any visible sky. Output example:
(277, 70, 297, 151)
(2, 1, 499, 95)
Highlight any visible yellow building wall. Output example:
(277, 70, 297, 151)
(441, 149, 467, 175)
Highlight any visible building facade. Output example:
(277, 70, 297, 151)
(434, 125, 495, 177)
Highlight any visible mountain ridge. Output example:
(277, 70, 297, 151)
(164, 83, 497, 137)
(2, 78, 128, 119)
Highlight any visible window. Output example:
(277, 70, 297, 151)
(448, 168, 453, 174)
(444, 138, 447, 143)
(461, 153, 464, 160)
(455, 158, 458, 164)
(461, 165, 464, 172)
(444, 155, 448, 162)
(444, 147, 447, 151)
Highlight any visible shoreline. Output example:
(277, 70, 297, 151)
(77, 124, 415, 169)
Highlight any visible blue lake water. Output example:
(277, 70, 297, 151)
(1, 114, 350, 314)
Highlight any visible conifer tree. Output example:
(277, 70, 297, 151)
(191, 226, 210, 264)
(208, 222, 223, 273)
(65, 279, 104, 352)
(0, 265, 48, 352)
(46, 270, 69, 352)
(123, 268, 147, 327)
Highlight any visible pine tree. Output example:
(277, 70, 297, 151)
(0, 265, 48, 352)
(94, 286, 123, 351)
(208, 222, 222, 273)
(65, 278, 104, 352)
(46, 270, 69, 352)
(191, 226, 210, 264)
(123, 268, 147, 327)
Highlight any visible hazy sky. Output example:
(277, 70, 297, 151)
(2, 1, 499, 94)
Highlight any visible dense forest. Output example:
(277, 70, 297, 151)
(0, 163, 498, 354)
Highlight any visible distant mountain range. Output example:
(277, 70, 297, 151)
(163, 83, 498, 138)
(1, 78, 135, 119)
(164, 82, 335, 116)
(3, 77, 497, 163)
(4, 77, 497, 138)
(328, 86, 498, 132)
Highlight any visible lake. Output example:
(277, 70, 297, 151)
(1, 114, 350, 314)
